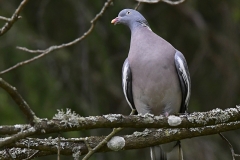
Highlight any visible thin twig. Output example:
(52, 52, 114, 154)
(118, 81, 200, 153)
(0, 78, 40, 125)
(219, 133, 240, 160)
(135, 2, 141, 10)
(82, 109, 136, 160)
(27, 138, 30, 157)
(0, 127, 36, 148)
(82, 127, 123, 160)
(22, 150, 39, 160)
(58, 134, 60, 160)
(162, 0, 185, 5)
(136, 0, 185, 5)
(84, 138, 93, 152)
(0, 16, 11, 22)
(0, 0, 114, 75)
(0, 0, 29, 36)
(16, 46, 45, 54)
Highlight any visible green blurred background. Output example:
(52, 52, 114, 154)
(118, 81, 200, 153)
(0, 0, 240, 159)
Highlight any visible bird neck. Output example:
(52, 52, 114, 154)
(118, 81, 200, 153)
(129, 21, 152, 33)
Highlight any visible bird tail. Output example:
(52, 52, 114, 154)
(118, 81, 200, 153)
(150, 141, 184, 160)
(150, 146, 167, 160)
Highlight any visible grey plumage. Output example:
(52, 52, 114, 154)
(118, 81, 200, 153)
(112, 9, 191, 160)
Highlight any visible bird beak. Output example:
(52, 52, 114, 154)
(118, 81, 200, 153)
(111, 17, 119, 25)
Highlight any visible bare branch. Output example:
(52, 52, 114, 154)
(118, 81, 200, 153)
(162, 0, 184, 5)
(0, 107, 239, 159)
(0, 16, 11, 22)
(136, 0, 185, 5)
(2, 120, 240, 159)
(0, 78, 40, 125)
(0, 106, 239, 158)
(82, 109, 135, 159)
(1, 107, 240, 136)
(0, 0, 29, 36)
(0, 148, 53, 160)
(0, 127, 36, 148)
(16, 46, 45, 54)
(22, 150, 39, 160)
(0, 0, 113, 75)
(82, 128, 123, 160)
(135, 2, 142, 10)
(57, 134, 60, 160)
(219, 133, 240, 160)
(0, 125, 30, 135)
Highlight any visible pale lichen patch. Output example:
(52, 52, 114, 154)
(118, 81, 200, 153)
(154, 115, 164, 121)
(187, 112, 207, 125)
(72, 146, 81, 160)
(53, 108, 81, 127)
(210, 108, 230, 123)
(168, 115, 182, 126)
(143, 116, 154, 123)
(164, 128, 179, 136)
(14, 124, 25, 132)
(103, 114, 122, 122)
(225, 108, 238, 116)
(107, 136, 125, 151)
(87, 116, 98, 124)
(28, 127, 36, 132)
(236, 105, 240, 110)
(133, 130, 150, 137)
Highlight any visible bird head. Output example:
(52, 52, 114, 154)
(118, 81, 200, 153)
(111, 9, 149, 30)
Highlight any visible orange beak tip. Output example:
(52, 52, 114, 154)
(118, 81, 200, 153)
(111, 19, 115, 24)
(111, 17, 119, 25)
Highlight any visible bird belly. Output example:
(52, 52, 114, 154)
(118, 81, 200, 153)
(131, 60, 182, 116)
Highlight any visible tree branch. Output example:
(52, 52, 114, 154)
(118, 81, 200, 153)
(0, 107, 240, 136)
(1, 119, 240, 159)
(0, 78, 40, 125)
(1, 148, 53, 160)
(135, 2, 142, 10)
(0, 106, 239, 155)
(0, 0, 113, 75)
(0, 127, 36, 149)
(0, 0, 29, 36)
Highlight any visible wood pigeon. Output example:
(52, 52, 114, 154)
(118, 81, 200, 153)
(111, 9, 191, 160)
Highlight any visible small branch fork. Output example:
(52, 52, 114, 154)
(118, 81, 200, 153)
(82, 128, 123, 160)
(219, 133, 240, 160)
(0, 78, 39, 125)
(0, 0, 113, 75)
(0, 16, 11, 22)
(0, 127, 36, 148)
(82, 110, 136, 160)
(0, 0, 29, 36)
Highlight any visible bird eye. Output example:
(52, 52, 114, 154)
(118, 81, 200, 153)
(126, 11, 131, 15)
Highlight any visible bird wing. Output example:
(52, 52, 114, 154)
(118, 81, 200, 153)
(122, 58, 136, 111)
(174, 50, 191, 113)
